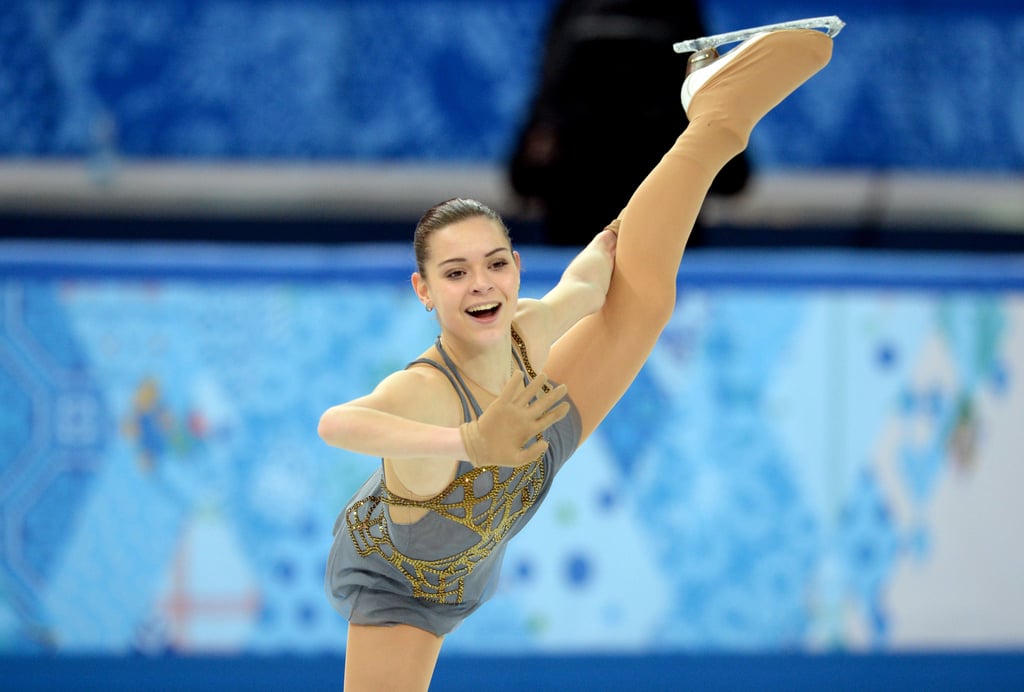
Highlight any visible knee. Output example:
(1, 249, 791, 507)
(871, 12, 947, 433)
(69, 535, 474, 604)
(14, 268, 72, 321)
(644, 281, 677, 326)
(609, 289, 675, 332)
(646, 297, 676, 331)
(600, 270, 678, 339)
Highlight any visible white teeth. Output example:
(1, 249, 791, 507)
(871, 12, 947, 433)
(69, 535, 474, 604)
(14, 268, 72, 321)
(467, 302, 499, 314)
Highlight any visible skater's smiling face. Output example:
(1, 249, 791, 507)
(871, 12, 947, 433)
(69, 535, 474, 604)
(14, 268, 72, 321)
(411, 200, 521, 345)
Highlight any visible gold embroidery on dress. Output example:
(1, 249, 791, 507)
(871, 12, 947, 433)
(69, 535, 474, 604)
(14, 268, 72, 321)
(346, 326, 549, 604)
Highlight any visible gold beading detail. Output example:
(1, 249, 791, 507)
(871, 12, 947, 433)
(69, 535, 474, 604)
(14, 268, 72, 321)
(346, 326, 549, 604)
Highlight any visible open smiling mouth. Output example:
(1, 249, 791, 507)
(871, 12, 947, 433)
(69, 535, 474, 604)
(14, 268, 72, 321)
(466, 302, 500, 319)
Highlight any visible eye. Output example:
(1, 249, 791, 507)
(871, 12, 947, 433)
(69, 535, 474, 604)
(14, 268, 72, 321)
(445, 269, 465, 280)
(490, 259, 509, 270)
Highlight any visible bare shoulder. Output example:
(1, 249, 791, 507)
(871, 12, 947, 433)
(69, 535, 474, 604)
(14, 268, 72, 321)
(380, 355, 466, 500)
(363, 357, 463, 427)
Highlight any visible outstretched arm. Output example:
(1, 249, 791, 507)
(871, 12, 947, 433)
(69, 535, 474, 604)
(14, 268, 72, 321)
(318, 368, 569, 467)
(317, 369, 466, 460)
(516, 224, 617, 354)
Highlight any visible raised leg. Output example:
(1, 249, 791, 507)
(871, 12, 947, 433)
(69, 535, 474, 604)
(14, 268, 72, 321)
(545, 29, 833, 443)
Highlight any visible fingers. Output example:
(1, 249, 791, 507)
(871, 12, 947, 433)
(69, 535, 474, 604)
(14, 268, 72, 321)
(602, 228, 618, 255)
(500, 372, 554, 405)
(534, 400, 570, 430)
(532, 383, 567, 410)
(514, 372, 550, 404)
(514, 439, 550, 466)
(492, 372, 569, 437)
(508, 374, 567, 410)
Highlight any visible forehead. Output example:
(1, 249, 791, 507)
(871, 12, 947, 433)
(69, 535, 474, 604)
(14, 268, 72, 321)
(427, 216, 510, 260)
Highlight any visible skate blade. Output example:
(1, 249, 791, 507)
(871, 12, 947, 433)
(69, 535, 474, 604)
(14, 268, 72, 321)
(673, 15, 845, 54)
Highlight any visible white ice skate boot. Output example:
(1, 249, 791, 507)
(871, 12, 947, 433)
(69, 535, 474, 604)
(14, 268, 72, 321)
(678, 16, 845, 114)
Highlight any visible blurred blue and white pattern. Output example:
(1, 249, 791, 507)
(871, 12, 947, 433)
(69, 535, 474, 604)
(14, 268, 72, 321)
(0, 0, 552, 161)
(2, 244, 1022, 655)
(1, 0, 1022, 170)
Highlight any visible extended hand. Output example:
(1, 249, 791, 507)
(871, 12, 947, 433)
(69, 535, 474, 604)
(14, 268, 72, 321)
(460, 374, 570, 467)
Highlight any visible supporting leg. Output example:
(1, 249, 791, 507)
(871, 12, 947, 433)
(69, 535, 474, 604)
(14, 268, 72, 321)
(343, 623, 444, 692)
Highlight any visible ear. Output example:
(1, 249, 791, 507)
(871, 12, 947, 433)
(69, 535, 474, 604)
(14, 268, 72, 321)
(411, 271, 431, 308)
(513, 250, 522, 272)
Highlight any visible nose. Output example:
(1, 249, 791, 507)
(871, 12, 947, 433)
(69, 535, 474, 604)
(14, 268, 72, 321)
(470, 270, 494, 293)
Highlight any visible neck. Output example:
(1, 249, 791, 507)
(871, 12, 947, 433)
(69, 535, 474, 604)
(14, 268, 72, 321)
(440, 331, 514, 396)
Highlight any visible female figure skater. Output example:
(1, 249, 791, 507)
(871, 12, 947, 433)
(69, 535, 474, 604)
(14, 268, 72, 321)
(319, 22, 839, 691)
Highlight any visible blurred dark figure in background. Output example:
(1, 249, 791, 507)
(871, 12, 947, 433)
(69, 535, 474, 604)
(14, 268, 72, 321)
(509, 0, 750, 247)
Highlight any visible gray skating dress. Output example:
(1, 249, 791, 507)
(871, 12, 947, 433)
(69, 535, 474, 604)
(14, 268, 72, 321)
(324, 327, 582, 635)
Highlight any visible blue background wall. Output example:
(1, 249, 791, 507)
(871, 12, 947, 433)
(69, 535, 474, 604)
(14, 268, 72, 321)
(2, 242, 1024, 690)
(3, 0, 1023, 171)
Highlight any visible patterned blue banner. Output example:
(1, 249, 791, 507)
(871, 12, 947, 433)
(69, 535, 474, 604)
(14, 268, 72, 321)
(2, 241, 1023, 655)
(2, 1, 1022, 170)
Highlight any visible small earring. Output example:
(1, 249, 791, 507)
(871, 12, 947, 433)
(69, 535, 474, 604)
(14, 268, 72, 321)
(425, 303, 433, 312)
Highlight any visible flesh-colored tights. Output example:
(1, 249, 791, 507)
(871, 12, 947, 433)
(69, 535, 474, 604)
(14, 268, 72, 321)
(546, 29, 833, 443)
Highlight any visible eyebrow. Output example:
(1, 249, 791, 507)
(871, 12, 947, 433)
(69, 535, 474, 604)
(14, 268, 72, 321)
(438, 247, 511, 267)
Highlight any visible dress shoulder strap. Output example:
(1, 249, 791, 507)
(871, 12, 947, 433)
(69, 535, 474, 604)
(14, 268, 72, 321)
(407, 341, 485, 422)
(406, 357, 475, 423)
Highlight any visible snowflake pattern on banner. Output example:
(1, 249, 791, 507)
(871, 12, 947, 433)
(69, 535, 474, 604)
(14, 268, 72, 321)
(2, 243, 1023, 655)
(1, 0, 1022, 169)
